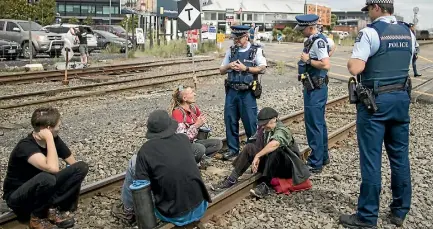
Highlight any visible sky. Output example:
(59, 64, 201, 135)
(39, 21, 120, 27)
(300, 0, 433, 29)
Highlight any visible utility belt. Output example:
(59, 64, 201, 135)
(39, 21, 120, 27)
(348, 77, 411, 114)
(298, 73, 329, 91)
(224, 78, 262, 99)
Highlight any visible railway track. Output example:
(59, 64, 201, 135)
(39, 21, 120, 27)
(0, 94, 356, 229)
(0, 57, 214, 85)
(0, 67, 221, 110)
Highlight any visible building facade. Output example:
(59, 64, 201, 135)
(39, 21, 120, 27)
(202, 0, 303, 32)
(55, 0, 123, 24)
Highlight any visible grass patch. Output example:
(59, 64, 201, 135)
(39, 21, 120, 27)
(334, 38, 355, 46)
(101, 44, 121, 54)
(275, 61, 286, 75)
(196, 41, 220, 54)
(143, 40, 188, 58)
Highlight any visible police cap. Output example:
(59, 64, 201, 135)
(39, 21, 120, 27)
(361, 0, 394, 11)
(294, 14, 320, 31)
(257, 107, 279, 126)
(230, 25, 250, 38)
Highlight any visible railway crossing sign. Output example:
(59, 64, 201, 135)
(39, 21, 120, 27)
(177, 0, 202, 32)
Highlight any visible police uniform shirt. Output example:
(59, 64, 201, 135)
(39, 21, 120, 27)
(221, 42, 267, 67)
(351, 16, 416, 62)
(303, 36, 334, 50)
(307, 34, 330, 60)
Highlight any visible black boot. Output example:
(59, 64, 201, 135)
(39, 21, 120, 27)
(339, 214, 376, 228)
(388, 212, 404, 227)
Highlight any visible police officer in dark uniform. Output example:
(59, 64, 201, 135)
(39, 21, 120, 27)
(339, 0, 415, 228)
(219, 25, 267, 160)
(295, 14, 331, 173)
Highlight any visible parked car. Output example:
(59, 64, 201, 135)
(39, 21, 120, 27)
(0, 19, 64, 58)
(92, 25, 128, 38)
(43, 24, 98, 54)
(93, 30, 132, 53)
(0, 38, 22, 60)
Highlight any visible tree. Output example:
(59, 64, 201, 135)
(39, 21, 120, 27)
(326, 14, 338, 32)
(83, 16, 94, 25)
(68, 17, 80, 24)
(0, 0, 55, 25)
(121, 15, 139, 32)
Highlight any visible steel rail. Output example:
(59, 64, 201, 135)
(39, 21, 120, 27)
(0, 69, 220, 110)
(0, 66, 220, 101)
(0, 57, 214, 84)
(0, 95, 353, 229)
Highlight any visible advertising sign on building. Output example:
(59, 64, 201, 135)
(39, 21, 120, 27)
(157, 0, 178, 18)
(306, 4, 331, 26)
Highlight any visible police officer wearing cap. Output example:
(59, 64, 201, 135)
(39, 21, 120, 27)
(339, 1, 415, 228)
(219, 25, 267, 160)
(295, 14, 331, 174)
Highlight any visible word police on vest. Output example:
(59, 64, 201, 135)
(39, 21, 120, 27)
(388, 42, 409, 48)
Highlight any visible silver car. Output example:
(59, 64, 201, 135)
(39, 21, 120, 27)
(0, 19, 64, 58)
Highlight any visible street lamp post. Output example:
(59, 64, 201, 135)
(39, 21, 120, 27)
(304, 0, 307, 14)
(109, 0, 112, 25)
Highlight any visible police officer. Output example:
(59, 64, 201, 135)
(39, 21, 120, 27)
(219, 25, 267, 160)
(295, 14, 331, 174)
(409, 23, 422, 77)
(339, 1, 415, 228)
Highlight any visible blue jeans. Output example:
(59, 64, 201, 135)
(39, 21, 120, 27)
(356, 91, 412, 225)
(121, 155, 137, 210)
(224, 88, 258, 154)
(304, 85, 329, 168)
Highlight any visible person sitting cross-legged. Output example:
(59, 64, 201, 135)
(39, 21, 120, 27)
(211, 107, 311, 198)
(111, 110, 211, 226)
(170, 85, 223, 167)
(2, 107, 89, 229)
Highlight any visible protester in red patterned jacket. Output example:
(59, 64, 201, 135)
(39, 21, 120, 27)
(170, 85, 223, 166)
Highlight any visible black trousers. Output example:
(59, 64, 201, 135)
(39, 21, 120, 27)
(232, 142, 293, 182)
(6, 161, 89, 220)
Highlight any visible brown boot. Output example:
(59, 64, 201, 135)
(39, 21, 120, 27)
(48, 208, 75, 228)
(29, 214, 59, 229)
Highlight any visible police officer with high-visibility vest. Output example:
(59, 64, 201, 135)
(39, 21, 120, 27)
(294, 14, 331, 174)
(339, 0, 415, 228)
(219, 25, 267, 160)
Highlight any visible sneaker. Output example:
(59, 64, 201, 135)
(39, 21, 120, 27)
(307, 165, 323, 174)
(222, 151, 238, 161)
(111, 201, 136, 225)
(30, 214, 59, 229)
(339, 214, 376, 228)
(47, 208, 75, 228)
(388, 212, 404, 227)
(250, 182, 270, 199)
(414, 74, 422, 77)
(211, 177, 237, 191)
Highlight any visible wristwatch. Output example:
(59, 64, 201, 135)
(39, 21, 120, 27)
(245, 66, 250, 72)
(306, 59, 311, 65)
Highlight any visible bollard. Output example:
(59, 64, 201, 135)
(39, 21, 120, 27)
(130, 180, 157, 229)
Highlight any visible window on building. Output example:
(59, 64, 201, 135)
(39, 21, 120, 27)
(210, 12, 217, 20)
(218, 13, 225, 20)
(246, 13, 252, 21)
(103, 6, 111, 14)
(96, 5, 103, 15)
(236, 14, 241, 20)
(204, 12, 212, 20)
(57, 4, 65, 14)
(254, 13, 264, 22)
(264, 14, 274, 22)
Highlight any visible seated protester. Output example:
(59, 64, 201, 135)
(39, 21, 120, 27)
(2, 107, 89, 229)
(170, 85, 223, 159)
(211, 107, 311, 198)
(112, 110, 211, 226)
